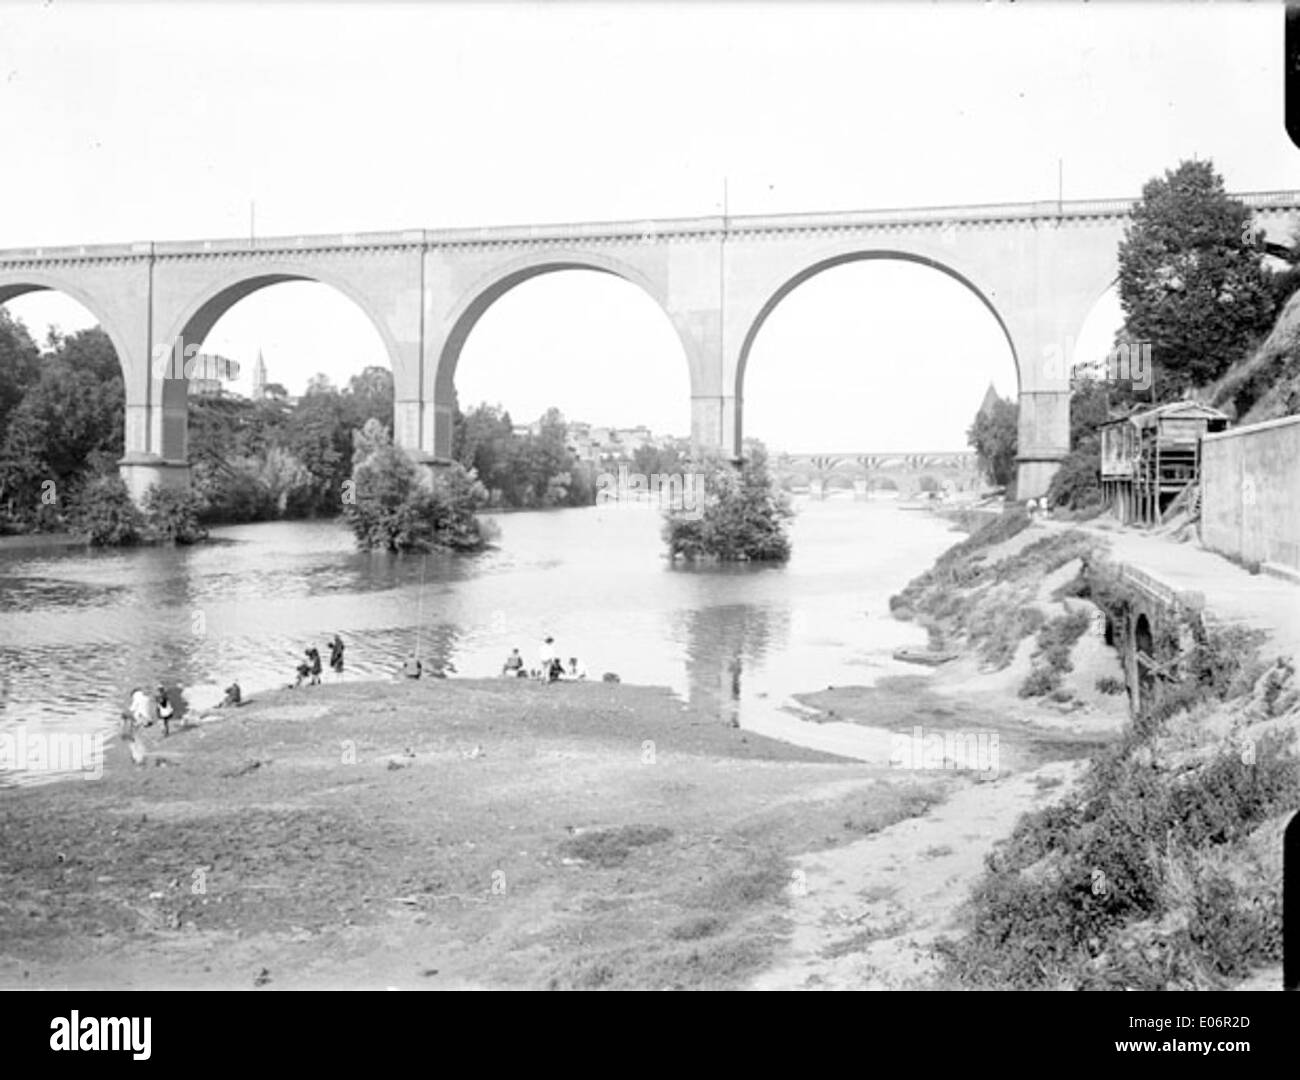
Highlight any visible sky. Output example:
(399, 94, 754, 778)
(0, 1, 1296, 451)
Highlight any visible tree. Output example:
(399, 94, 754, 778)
(0, 308, 40, 437)
(0, 327, 123, 524)
(142, 484, 209, 544)
(344, 418, 495, 552)
(966, 394, 1018, 488)
(664, 445, 793, 562)
(1046, 376, 1111, 510)
(1117, 160, 1275, 399)
(68, 474, 145, 546)
(280, 388, 352, 513)
(454, 403, 516, 500)
(344, 366, 394, 431)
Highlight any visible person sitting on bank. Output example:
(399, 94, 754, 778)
(566, 657, 588, 681)
(217, 681, 242, 708)
(502, 648, 526, 678)
(293, 659, 312, 689)
(401, 656, 423, 680)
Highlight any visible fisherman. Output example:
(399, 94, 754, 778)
(328, 634, 345, 678)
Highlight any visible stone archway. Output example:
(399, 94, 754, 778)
(428, 251, 702, 461)
(730, 248, 1021, 459)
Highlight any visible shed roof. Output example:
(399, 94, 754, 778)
(1100, 401, 1229, 430)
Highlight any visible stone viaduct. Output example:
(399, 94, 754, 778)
(1, 191, 1297, 501)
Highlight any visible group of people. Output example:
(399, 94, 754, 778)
(124, 684, 176, 738)
(293, 634, 345, 689)
(501, 637, 588, 683)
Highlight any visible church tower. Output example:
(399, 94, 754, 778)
(252, 350, 267, 400)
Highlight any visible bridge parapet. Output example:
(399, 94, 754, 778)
(2, 191, 1297, 265)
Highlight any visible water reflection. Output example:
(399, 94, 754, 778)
(679, 601, 783, 728)
(0, 501, 963, 777)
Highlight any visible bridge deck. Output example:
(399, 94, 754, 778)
(1, 191, 1297, 264)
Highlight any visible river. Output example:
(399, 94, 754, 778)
(0, 497, 962, 781)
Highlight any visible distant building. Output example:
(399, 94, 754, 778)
(187, 353, 241, 398)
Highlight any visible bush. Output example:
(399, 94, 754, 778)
(143, 484, 209, 544)
(344, 419, 495, 553)
(663, 448, 793, 562)
(1046, 435, 1102, 510)
(68, 474, 145, 546)
(939, 723, 1300, 989)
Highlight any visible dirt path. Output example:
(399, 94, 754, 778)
(751, 758, 1084, 990)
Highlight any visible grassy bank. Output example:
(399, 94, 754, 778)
(0, 677, 951, 990)
(886, 508, 1300, 989)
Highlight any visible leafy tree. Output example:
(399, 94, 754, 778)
(0, 327, 123, 524)
(344, 418, 494, 552)
(1046, 377, 1112, 510)
(142, 484, 209, 544)
(454, 403, 516, 499)
(344, 365, 394, 431)
(280, 388, 352, 513)
(1117, 160, 1275, 399)
(632, 441, 686, 478)
(68, 473, 144, 546)
(966, 394, 1018, 488)
(0, 308, 40, 437)
(664, 445, 793, 562)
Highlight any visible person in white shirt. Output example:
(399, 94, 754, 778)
(130, 687, 155, 728)
(566, 657, 588, 680)
(537, 636, 556, 680)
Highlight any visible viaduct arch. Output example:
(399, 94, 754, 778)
(0, 192, 1296, 503)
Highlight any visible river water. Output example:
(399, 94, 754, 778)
(0, 497, 962, 781)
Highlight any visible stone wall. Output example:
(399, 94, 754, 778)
(1200, 414, 1300, 573)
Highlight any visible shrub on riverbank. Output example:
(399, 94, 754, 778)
(889, 509, 1097, 669)
(68, 476, 208, 546)
(142, 484, 209, 544)
(937, 633, 1300, 989)
(344, 419, 496, 553)
(69, 474, 146, 546)
(1018, 610, 1093, 698)
(663, 447, 793, 563)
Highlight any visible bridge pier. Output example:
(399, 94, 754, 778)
(118, 453, 191, 505)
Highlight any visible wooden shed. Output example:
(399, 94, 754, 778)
(1100, 402, 1228, 526)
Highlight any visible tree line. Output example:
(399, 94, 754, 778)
(0, 309, 694, 538)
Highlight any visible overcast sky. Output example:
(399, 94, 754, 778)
(1, 2, 1295, 451)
